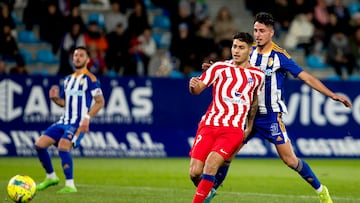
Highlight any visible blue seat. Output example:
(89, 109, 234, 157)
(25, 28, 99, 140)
(306, 54, 328, 69)
(36, 49, 58, 64)
(19, 49, 34, 64)
(326, 74, 342, 81)
(348, 3, 360, 17)
(152, 15, 171, 31)
(87, 13, 105, 29)
(169, 70, 185, 78)
(17, 30, 40, 44)
(152, 32, 170, 49)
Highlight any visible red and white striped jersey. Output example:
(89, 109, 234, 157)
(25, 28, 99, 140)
(199, 61, 265, 129)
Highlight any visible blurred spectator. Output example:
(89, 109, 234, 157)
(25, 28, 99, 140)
(84, 21, 108, 52)
(323, 13, 342, 47)
(327, 0, 351, 34)
(217, 41, 232, 61)
(22, 0, 47, 31)
(0, 0, 15, 12)
(0, 3, 16, 36)
(105, 23, 129, 75)
(0, 59, 6, 75)
(127, 27, 156, 76)
(313, 0, 330, 29)
(213, 6, 239, 46)
(0, 24, 21, 62)
(63, 6, 86, 33)
(104, 0, 128, 33)
(193, 18, 218, 71)
(169, 23, 197, 75)
(126, 0, 149, 39)
(58, 0, 81, 16)
(272, 0, 292, 31)
(326, 30, 355, 79)
(39, 2, 65, 54)
(59, 22, 86, 75)
(87, 42, 107, 75)
(9, 58, 28, 75)
(284, 12, 315, 55)
(349, 26, 360, 71)
(179, 0, 209, 27)
(170, 0, 196, 40)
(288, 0, 316, 18)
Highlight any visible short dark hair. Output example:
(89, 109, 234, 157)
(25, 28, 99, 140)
(73, 46, 90, 57)
(254, 12, 275, 28)
(233, 32, 254, 46)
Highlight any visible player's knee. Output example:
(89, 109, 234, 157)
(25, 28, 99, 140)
(282, 156, 298, 168)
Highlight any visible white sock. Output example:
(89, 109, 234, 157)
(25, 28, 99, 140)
(46, 172, 57, 179)
(65, 179, 75, 188)
(315, 185, 323, 194)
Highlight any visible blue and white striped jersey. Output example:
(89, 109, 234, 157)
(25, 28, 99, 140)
(58, 69, 103, 125)
(249, 42, 303, 114)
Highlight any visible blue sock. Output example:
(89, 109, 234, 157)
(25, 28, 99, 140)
(213, 160, 231, 189)
(36, 146, 54, 174)
(293, 159, 321, 190)
(59, 150, 73, 179)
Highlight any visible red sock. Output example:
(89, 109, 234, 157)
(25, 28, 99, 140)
(192, 179, 214, 203)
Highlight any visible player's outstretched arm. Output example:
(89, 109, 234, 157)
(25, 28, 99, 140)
(297, 71, 352, 108)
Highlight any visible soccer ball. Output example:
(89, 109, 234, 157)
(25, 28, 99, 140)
(7, 175, 36, 203)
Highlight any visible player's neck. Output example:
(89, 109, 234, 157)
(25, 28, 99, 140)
(74, 67, 87, 76)
(257, 41, 273, 53)
(234, 62, 250, 69)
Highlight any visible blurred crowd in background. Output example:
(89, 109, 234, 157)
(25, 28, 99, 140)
(1, 0, 360, 80)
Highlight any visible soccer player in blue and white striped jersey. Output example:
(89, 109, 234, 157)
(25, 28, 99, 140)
(205, 12, 352, 203)
(35, 46, 105, 193)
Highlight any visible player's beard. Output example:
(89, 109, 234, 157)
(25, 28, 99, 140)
(74, 61, 87, 70)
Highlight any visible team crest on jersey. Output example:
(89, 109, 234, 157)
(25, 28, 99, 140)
(268, 57, 274, 67)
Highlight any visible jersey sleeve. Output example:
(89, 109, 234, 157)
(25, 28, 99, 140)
(199, 61, 227, 86)
(278, 53, 303, 78)
(88, 77, 103, 97)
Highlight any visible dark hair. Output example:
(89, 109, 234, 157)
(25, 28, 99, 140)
(73, 46, 90, 57)
(254, 12, 275, 28)
(233, 32, 254, 46)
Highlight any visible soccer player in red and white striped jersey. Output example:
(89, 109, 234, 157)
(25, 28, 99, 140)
(188, 32, 265, 203)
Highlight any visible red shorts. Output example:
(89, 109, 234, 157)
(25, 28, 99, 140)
(189, 123, 244, 162)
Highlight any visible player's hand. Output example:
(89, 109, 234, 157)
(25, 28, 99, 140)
(49, 85, 59, 99)
(189, 77, 201, 89)
(71, 135, 78, 147)
(202, 61, 213, 70)
(332, 94, 352, 108)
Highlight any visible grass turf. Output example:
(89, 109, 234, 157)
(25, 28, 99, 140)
(1, 158, 359, 203)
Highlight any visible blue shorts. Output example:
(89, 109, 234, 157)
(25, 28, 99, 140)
(245, 112, 289, 145)
(43, 123, 84, 147)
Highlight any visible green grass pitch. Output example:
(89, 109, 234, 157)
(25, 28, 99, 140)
(1, 158, 359, 203)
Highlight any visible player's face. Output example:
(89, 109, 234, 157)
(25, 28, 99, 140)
(253, 22, 274, 48)
(72, 49, 89, 69)
(231, 39, 251, 65)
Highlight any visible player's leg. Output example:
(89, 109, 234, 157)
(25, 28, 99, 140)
(57, 135, 77, 193)
(35, 134, 60, 191)
(192, 151, 224, 203)
(276, 142, 333, 203)
(189, 158, 205, 187)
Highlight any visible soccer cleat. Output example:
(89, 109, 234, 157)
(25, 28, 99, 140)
(203, 188, 216, 203)
(56, 186, 77, 193)
(36, 177, 60, 191)
(318, 185, 333, 203)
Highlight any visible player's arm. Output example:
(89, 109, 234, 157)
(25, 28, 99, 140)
(78, 94, 105, 135)
(49, 85, 65, 107)
(189, 77, 207, 95)
(297, 71, 352, 108)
